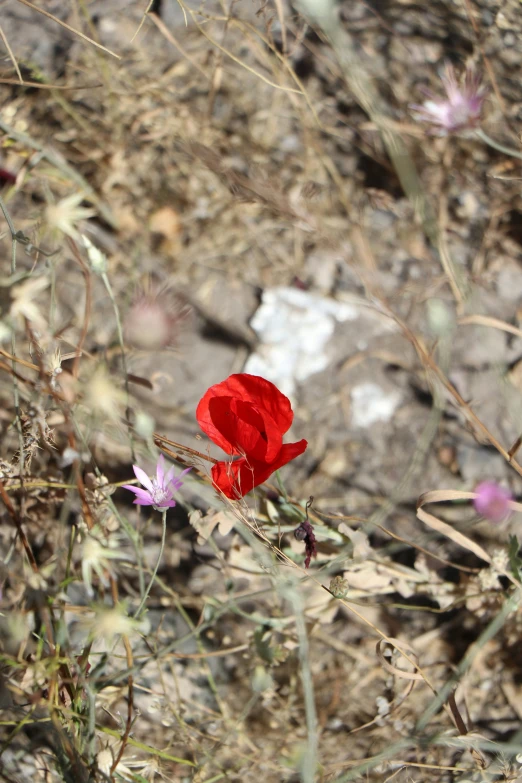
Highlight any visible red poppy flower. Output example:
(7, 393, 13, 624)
(196, 373, 307, 498)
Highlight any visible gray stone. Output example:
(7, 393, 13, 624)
(0, 1, 73, 75)
(497, 261, 522, 302)
(457, 444, 507, 483)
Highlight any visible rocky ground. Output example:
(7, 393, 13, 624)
(1, 0, 522, 781)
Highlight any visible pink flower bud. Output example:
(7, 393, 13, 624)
(473, 481, 513, 524)
(123, 286, 190, 351)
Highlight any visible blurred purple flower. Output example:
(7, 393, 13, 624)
(473, 481, 513, 524)
(411, 64, 486, 135)
(123, 455, 190, 511)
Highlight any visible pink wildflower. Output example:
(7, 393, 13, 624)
(473, 481, 513, 524)
(123, 455, 190, 511)
(411, 63, 486, 135)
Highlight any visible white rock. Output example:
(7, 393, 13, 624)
(244, 287, 358, 397)
(350, 382, 402, 428)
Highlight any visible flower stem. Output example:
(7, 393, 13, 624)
(0, 194, 26, 525)
(475, 128, 522, 162)
(100, 269, 135, 461)
(134, 509, 167, 619)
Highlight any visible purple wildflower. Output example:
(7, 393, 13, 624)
(473, 481, 513, 524)
(411, 63, 486, 135)
(123, 454, 190, 511)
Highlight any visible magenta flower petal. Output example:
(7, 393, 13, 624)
(131, 487, 155, 502)
(473, 481, 513, 524)
(164, 463, 176, 487)
(156, 454, 165, 484)
(122, 485, 153, 502)
(121, 484, 140, 494)
(133, 465, 154, 493)
(169, 466, 191, 492)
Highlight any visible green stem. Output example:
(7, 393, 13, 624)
(134, 509, 167, 619)
(475, 127, 522, 162)
(0, 194, 25, 506)
(416, 588, 521, 731)
(97, 725, 196, 765)
(100, 270, 135, 461)
(287, 584, 318, 783)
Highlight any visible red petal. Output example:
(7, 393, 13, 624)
(196, 374, 294, 453)
(196, 393, 237, 454)
(223, 374, 294, 433)
(209, 397, 264, 457)
(207, 396, 283, 462)
(211, 439, 308, 499)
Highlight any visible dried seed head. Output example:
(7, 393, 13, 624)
(10, 275, 49, 332)
(83, 604, 149, 643)
(81, 528, 131, 597)
(96, 747, 114, 776)
(45, 193, 95, 240)
(84, 365, 126, 422)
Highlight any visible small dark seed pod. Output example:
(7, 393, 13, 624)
(294, 525, 307, 541)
